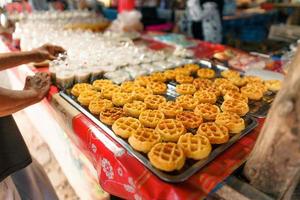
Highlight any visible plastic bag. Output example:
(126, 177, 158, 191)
(108, 10, 143, 32)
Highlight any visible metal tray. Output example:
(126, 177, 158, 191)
(60, 90, 258, 183)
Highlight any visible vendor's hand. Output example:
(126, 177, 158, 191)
(24, 72, 51, 101)
(32, 44, 65, 63)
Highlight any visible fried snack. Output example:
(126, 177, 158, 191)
(128, 128, 161, 153)
(123, 101, 147, 118)
(77, 90, 100, 106)
(164, 70, 176, 81)
(178, 133, 212, 160)
(184, 63, 199, 73)
(213, 78, 231, 88)
(158, 101, 183, 118)
(194, 103, 220, 121)
(224, 91, 248, 103)
(144, 95, 167, 110)
(176, 95, 199, 110)
(193, 78, 213, 90)
(264, 80, 282, 92)
(175, 75, 194, 84)
(139, 110, 165, 128)
(228, 76, 247, 87)
(194, 90, 217, 104)
(146, 82, 167, 95)
(155, 119, 186, 142)
(176, 111, 203, 129)
(112, 92, 133, 107)
(247, 82, 268, 93)
(132, 87, 153, 101)
(176, 84, 197, 95)
(197, 68, 215, 79)
(101, 85, 121, 100)
(150, 72, 167, 83)
(112, 117, 141, 139)
(100, 107, 125, 126)
(71, 83, 94, 97)
(244, 75, 263, 84)
(174, 67, 191, 76)
(148, 143, 185, 172)
(135, 76, 151, 87)
(197, 122, 229, 144)
(221, 70, 240, 79)
(203, 86, 221, 97)
(215, 112, 245, 134)
(92, 80, 113, 91)
(221, 99, 249, 116)
(89, 99, 113, 115)
(240, 85, 263, 100)
(121, 81, 141, 93)
(219, 83, 239, 96)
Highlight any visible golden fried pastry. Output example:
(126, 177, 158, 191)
(176, 84, 197, 95)
(123, 101, 147, 118)
(221, 70, 240, 79)
(92, 80, 113, 91)
(139, 110, 165, 128)
(101, 85, 121, 100)
(203, 86, 221, 97)
(221, 99, 249, 116)
(176, 111, 203, 129)
(128, 128, 161, 153)
(132, 87, 153, 101)
(174, 67, 191, 76)
(89, 98, 113, 115)
(184, 63, 199, 73)
(224, 91, 248, 103)
(264, 80, 282, 92)
(146, 82, 167, 95)
(194, 103, 220, 121)
(197, 122, 229, 144)
(247, 82, 267, 93)
(150, 72, 167, 83)
(148, 142, 185, 172)
(175, 75, 194, 84)
(121, 81, 141, 93)
(193, 78, 213, 90)
(158, 101, 183, 118)
(218, 83, 239, 96)
(240, 85, 263, 101)
(164, 70, 176, 81)
(213, 78, 231, 88)
(78, 90, 100, 106)
(244, 75, 263, 84)
(194, 90, 217, 104)
(112, 117, 141, 139)
(100, 107, 125, 126)
(112, 92, 133, 107)
(197, 68, 215, 79)
(155, 119, 186, 142)
(135, 76, 151, 87)
(144, 95, 167, 110)
(228, 77, 247, 87)
(215, 112, 245, 134)
(178, 133, 211, 160)
(71, 83, 94, 97)
(175, 95, 199, 110)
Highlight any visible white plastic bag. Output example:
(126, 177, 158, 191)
(108, 10, 143, 32)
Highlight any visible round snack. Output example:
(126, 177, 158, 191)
(197, 68, 215, 79)
(213, 78, 231, 88)
(92, 80, 113, 91)
(155, 119, 186, 142)
(100, 107, 125, 126)
(178, 133, 211, 160)
(228, 77, 247, 87)
(244, 75, 263, 84)
(176, 111, 203, 129)
(132, 87, 153, 101)
(194, 103, 220, 121)
(264, 80, 282, 92)
(71, 83, 94, 97)
(144, 95, 167, 110)
(197, 122, 229, 144)
(224, 91, 248, 103)
(194, 90, 217, 104)
(219, 83, 239, 96)
(175, 75, 194, 84)
(164, 70, 176, 81)
(184, 63, 199, 73)
(139, 110, 165, 128)
(174, 67, 190, 76)
(124, 101, 147, 118)
(241, 85, 263, 101)
(158, 101, 183, 118)
(176, 84, 196, 95)
(146, 82, 167, 95)
(221, 70, 240, 79)
(89, 99, 113, 115)
(77, 90, 100, 106)
(193, 78, 213, 90)
(148, 143, 186, 172)
(101, 85, 121, 100)
(112, 92, 133, 107)
(215, 112, 245, 134)
(135, 76, 151, 87)
(150, 72, 167, 83)
(203, 86, 221, 97)
(112, 117, 141, 139)
(128, 128, 161, 153)
(221, 99, 249, 116)
(121, 81, 141, 93)
(176, 95, 199, 110)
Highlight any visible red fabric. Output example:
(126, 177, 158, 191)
(118, 0, 135, 13)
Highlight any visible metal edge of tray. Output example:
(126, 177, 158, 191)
(60, 91, 259, 183)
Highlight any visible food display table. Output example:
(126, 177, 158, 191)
(2, 35, 266, 200)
